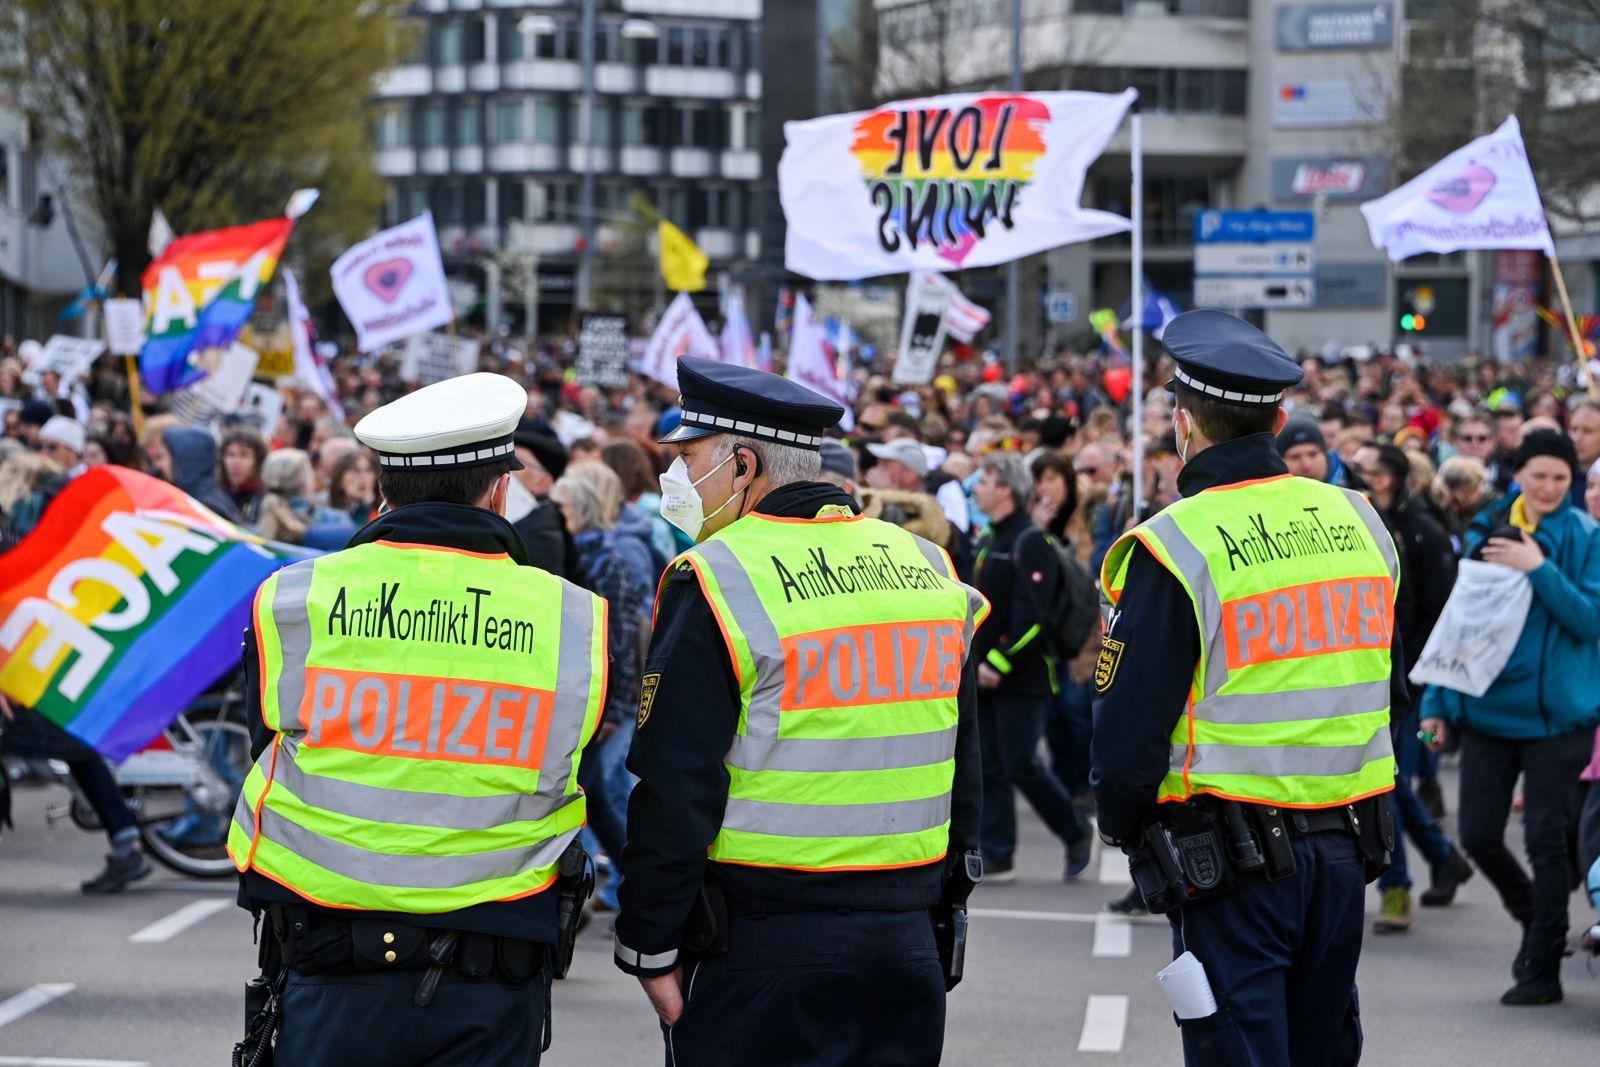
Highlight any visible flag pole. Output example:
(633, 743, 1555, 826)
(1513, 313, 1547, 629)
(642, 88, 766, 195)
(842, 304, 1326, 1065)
(1547, 252, 1596, 395)
(1129, 103, 1145, 521)
(124, 355, 146, 439)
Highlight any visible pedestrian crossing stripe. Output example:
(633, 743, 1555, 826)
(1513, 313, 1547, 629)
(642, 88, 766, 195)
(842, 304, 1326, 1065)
(1094, 637, 1125, 692)
(638, 672, 661, 729)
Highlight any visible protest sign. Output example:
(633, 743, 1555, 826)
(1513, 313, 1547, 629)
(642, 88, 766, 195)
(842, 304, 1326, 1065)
(238, 383, 285, 438)
(575, 313, 632, 388)
(787, 293, 856, 430)
(893, 274, 951, 386)
(779, 90, 1136, 279)
(634, 293, 719, 390)
(331, 212, 453, 352)
(400, 332, 480, 385)
(1409, 560, 1533, 697)
(103, 299, 146, 356)
(23, 335, 107, 388)
(167, 343, 261, 426)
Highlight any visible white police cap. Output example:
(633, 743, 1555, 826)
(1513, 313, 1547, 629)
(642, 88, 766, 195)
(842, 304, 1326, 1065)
(355, 372, 527, 471)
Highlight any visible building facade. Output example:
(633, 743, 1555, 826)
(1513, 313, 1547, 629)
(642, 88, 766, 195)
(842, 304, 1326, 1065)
(373, 0, 764, 334)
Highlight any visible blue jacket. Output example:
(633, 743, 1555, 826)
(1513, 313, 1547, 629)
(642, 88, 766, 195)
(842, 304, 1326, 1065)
(1422, 492, 1600, 739)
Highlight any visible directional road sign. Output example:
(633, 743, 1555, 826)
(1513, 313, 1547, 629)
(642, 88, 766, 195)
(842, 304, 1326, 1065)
(1193, 210, 1317, 309)
(1194, 276, 1317, 310)
(1194, 244, 1315, 275)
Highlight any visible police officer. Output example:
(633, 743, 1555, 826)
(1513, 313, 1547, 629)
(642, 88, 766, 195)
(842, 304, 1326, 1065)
(1092, 312, 1408, 1067)
(228, 374, 608, 1067)
(614, 358, 988, 1066)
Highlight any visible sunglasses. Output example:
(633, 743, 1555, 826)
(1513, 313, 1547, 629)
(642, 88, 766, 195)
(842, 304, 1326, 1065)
(1077, 466, 1102, 477)
(1456, 433, 1489, 443)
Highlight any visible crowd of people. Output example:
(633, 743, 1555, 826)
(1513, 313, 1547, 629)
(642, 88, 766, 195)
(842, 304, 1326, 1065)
(2, 327, 1598, 998)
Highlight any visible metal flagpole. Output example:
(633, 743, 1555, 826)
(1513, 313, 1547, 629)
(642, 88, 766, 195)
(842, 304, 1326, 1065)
(1130, 105, 1145, 520)
(1004, 0, 1021, 374)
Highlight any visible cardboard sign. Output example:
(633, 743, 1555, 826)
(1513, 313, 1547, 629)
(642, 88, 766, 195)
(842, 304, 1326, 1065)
(575, 313, 631, 388)
(254, 346, 297, 381)
(399, 332, 480, 385)
(103, 299, 146, 356)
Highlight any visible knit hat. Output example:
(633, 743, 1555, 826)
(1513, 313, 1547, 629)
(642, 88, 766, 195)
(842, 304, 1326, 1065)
(1274, 419, 1327, 457)
(1513, 429, 1579, 477)
(513, 430, 568, 480)
(19, 399, 53, 427)
(818, 438, 857, 481)
(38, 415, 86, 456)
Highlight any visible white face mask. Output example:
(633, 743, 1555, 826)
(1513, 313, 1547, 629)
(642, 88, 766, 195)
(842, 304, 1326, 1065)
(659, 451, 742, 541)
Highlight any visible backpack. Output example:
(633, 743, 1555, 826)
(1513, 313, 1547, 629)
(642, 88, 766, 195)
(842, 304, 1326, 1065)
(1019, 527, 1100, 660)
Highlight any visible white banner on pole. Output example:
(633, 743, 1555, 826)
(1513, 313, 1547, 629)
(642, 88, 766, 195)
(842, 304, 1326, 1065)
(282, 268, 344, 418)
(894, 273, 952, 386)
(787, 293, 856, 430)
(634, 292, 719, 390)
(330, 212, 453, 352)
(779, 90, 1136, 280)
(103, 299, 146, 356)
(399, 332, 481, 385)
(721, 291, 757, 369)
(1360, 115, 1555, 262)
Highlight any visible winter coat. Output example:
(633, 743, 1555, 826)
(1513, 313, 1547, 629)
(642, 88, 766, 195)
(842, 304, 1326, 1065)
(164, 426, 240, 522)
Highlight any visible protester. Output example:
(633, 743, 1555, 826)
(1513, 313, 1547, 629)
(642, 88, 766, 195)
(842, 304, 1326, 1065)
(37, 416, 87, 477)
(510, 429, 581, 582)
(1421, 430, 1600, 1006)
(326, 447, 379, 525)
(217, 427, 267, 515)
(601, 438, 684, 564)
(246, 448, 356, 549)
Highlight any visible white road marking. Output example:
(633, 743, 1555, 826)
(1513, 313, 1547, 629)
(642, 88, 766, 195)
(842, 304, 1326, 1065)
(1092, 913, 1133, 957)
(970, 907, 1164, 927)
(1098, 850, 1131, 885)
(0, 984, 75, 1029)
(128, 898, 231, 944)
(0, 1059, 150, 1066)
(1078, 994, 1129, 1053)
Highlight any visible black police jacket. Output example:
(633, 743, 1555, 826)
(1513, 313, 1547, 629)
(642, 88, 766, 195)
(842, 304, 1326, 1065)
(1089, 433, 1412, 845)
(972, 509, 1060, 697)
(237, 501, 561, 945)
(614, 481, 982, 978)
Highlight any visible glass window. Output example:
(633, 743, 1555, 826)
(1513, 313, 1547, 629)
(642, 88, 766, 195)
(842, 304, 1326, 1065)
(569, 100, 615, 143)
(465, 182, 487, 226)
(623, 102, 662, 146)
(533, 24, 560, 59)
(664, 186, 689, 227)
(421, 104, 447, 148)
(435, 20, 463, 66)
(465, 19, 486, 63)
(499, 180, 526, 224)
(689, 28, 712, 67)
(500, 16, 524, 60)
(455, 102, 481, 147)
(686, 106, 713, 147)
(1220, 70, 1247, 115)
(494, 100, 524, 144)
(1177, 69, 1216, 113)
(533, 99, 562, 143)
(666, 26, 687, 65)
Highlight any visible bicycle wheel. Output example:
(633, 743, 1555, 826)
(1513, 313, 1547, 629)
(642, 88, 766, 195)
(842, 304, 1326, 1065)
(135, 706, 252, 878)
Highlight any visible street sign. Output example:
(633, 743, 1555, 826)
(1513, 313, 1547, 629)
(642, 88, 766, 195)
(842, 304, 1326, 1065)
(1045, 290, 1078, 324)
(1195, 276, 1317, 310)
(1194, 210, 1317, 309)
(1194, 211, 1316, 244)
(1194, 244, 1315, 275)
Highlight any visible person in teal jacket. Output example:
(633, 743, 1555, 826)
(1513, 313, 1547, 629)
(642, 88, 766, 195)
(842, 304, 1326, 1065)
(1421, 430, 1600, 1007)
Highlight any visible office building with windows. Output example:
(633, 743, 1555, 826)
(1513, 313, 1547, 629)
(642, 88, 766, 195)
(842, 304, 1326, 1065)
(373, 0, 763, 333)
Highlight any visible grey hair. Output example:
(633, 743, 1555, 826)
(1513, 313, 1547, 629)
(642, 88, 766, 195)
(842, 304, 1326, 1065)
(1437, 455, 1487, 493)
(554, 460, 624, 534)
(717, 433, 821, 487)
(261, 448, 314, 496)
(979, 451, 1032, 511)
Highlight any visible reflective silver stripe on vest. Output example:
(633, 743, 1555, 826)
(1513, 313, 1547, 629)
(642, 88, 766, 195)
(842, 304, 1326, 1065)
(541, 582, 603, 792)
(1342, 489, 1402, 582)
(691, 539, 787, 732)
(1196, 679, 1391, 726)
(907, 532, 986, 660)
(1173, 731, 1393, 780)
(1143, 512, 1228, 699)
(249, 798, 582, 889)
(268, 744, 566, 831)
(269, 562, 316, 726)
(722, 792, 951, 838)
(725, 727, 958, 773)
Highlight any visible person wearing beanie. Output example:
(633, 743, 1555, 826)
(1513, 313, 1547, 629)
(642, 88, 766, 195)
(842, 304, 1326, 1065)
(37, 415, 87, 476)
(16, 399, 53, 447)
(1421, 427, 1600, 1006)
(1274, 417, 1344, 485)
(816, 437, 858, 497)
(510, 429, 581, 583)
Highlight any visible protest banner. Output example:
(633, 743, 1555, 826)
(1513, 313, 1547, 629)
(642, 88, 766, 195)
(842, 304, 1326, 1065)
(787, 293, 856, 430)
(634, 293, 719, 389)
(894, 273, 952, 386)
(331, 212, 453, 353)
(23, 335, 106, 388)
(167, 343, 262, 427)
(779, 89, 1136, 279)
(139, 216, 296, 393)
(103, 299, 146, 356)
(575, 313, 632, 388)
(919, 272, 991, 342)
(283, 267, 344, 417)
(0, 467, 310, 759)
(400, 332, 481, 385)
(720, 292, 756, 370)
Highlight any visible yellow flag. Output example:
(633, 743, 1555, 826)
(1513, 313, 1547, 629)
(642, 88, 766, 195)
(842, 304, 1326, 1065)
(658, 220, 708, 293)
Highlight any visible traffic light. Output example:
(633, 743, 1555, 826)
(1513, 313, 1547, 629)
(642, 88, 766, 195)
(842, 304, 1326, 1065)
(1400, 313, 1427, 332)
(1398, 286, 1433, 334)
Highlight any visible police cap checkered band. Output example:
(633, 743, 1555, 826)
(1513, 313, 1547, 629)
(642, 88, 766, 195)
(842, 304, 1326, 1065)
(677, 408, 824, 448)
(376, 436, 518, 469)
(1171, 366, 1284, 406)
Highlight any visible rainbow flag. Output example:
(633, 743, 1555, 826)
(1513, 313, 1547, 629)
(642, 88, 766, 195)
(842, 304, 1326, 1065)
(0, 467, 311, 759)
(139, 216, 294, 394)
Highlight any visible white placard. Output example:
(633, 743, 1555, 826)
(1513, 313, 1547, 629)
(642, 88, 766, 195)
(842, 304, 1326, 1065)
(103, 299, 146, 356)
(22, 335, 107, 387)
(893, 273, 951, 386)
(330, 212, 454, 352)
(399, 332, 481, 385)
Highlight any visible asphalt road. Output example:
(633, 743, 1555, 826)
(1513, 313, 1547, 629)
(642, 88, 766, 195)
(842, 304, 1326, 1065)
(3, 767, 1599, 1066)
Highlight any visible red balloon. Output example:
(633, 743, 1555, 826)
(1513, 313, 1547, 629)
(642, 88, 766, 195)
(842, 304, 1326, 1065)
(1104, 366, 1132, 404)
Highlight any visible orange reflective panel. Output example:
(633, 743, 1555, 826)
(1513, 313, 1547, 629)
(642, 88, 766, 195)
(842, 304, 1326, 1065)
(1221, 577, 1393, 670)
(780, 621, 964, 711)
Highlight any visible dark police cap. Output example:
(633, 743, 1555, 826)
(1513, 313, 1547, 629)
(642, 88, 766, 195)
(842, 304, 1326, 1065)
(659, 357, 844, 451)
(1164, 309, 1302, 407)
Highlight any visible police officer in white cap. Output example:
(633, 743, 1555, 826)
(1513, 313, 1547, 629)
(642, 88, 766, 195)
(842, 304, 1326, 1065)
(229, 374, 609, 1067)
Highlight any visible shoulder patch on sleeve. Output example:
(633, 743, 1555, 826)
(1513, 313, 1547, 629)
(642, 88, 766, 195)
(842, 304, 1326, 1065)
(1094, 637, 1125, 693)
(637, 672, 662, 729)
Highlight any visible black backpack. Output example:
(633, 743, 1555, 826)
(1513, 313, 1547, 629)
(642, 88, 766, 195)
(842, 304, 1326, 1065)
(1018, 527, 1100, 660)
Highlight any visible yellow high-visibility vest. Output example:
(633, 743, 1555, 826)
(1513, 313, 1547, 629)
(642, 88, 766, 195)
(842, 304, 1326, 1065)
(1102, 474, 1399, 809)
(227, 540, 607, 912)
(667, 512, 989, 871)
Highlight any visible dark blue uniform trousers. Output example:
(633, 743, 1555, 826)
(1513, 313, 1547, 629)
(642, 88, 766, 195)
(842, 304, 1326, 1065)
(274, 966, 549, 1066)
(665, 909, 946, 1067)
(1169, 831, 1366, 1067)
